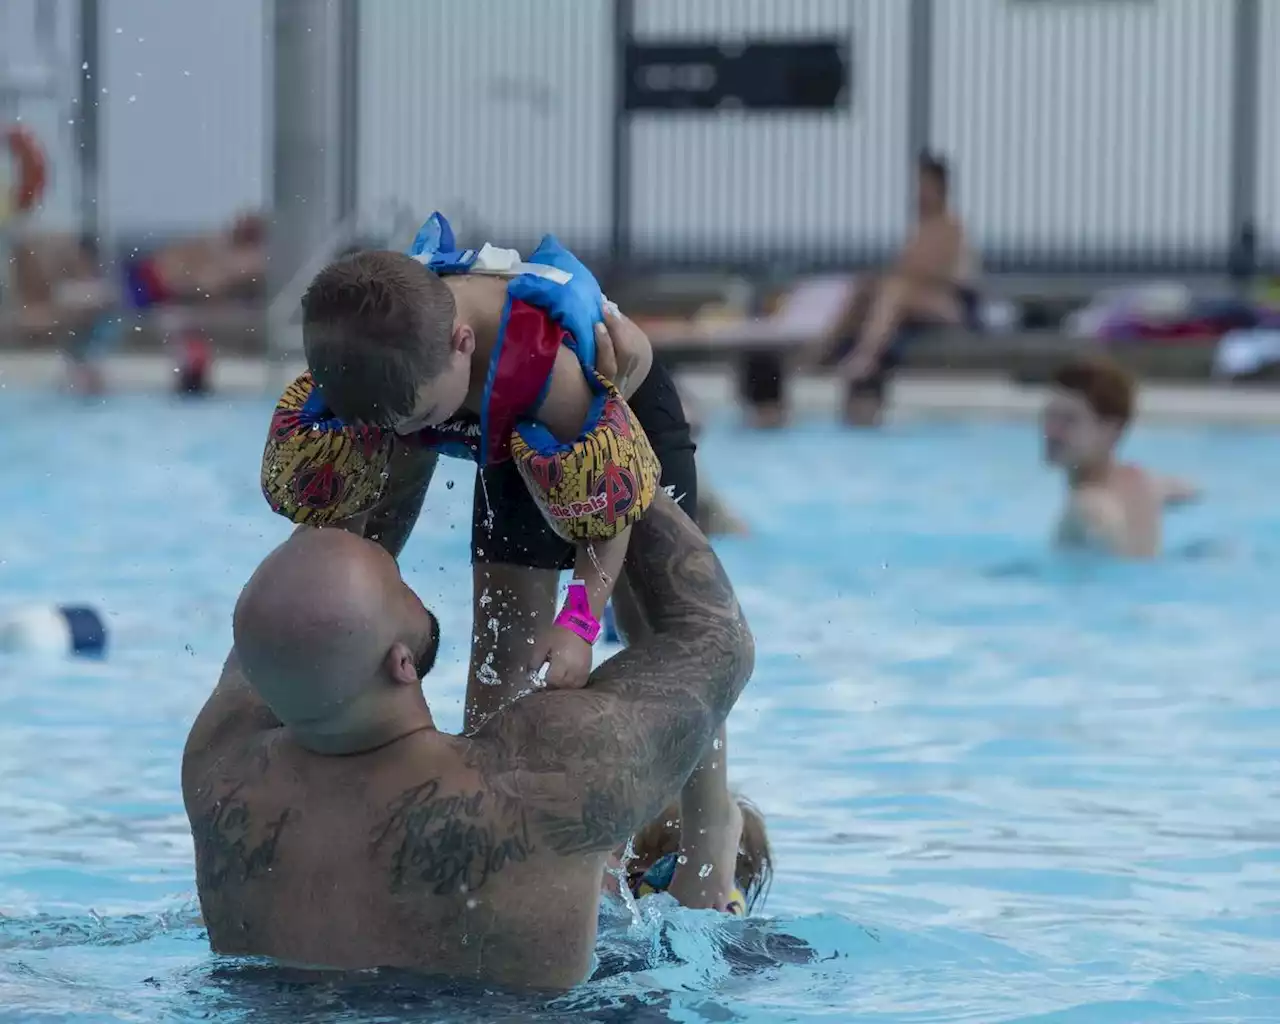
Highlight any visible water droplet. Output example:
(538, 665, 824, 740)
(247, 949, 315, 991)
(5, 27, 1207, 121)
(712, 737, 723, 751)
(698, 863, 713, 878)
(81, 62, 89, 70)
(676, 854, 688, 865)
(114, 27, 122, 33)
(465, 898, 477, 909)
(184, 644, 195, 655)
(446, 479, 454, 489)
(128, 95, 137, 103)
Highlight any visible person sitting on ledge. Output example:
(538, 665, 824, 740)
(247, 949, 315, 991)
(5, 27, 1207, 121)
(826, 151, 982, 427)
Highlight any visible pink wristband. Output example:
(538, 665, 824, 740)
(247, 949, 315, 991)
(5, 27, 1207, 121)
(555, 579, 601, 644)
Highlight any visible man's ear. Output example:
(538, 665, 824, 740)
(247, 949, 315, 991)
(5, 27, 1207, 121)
(452, 323, 475, 357)
(383, 642, 420, 686)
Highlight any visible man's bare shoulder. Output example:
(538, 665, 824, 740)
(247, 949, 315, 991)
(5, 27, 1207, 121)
(1060, 473, 1166, 558)
(1057, 485, 1126, 549)
(182, 652, 281, 782)
(1072, 483, 1126, 517)
(185, 732, 296, 940)
(364, 745, 541, 899)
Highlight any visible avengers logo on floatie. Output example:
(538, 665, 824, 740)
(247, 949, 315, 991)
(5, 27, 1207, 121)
(511, 376, 660, 543)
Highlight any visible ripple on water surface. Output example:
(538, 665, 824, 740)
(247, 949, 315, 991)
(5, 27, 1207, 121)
(1, 396, 1279, 1021)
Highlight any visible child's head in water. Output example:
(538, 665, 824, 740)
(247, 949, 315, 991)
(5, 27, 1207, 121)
(625, 796, 774, 913)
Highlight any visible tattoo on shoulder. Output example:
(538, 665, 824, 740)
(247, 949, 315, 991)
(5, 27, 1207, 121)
(193, 781, 293, 886)
(369, 778, 536, 897)
(191, 780, 292, 938)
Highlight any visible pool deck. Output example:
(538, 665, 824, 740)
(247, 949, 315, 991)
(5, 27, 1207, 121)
(2, 351, 1278, 425)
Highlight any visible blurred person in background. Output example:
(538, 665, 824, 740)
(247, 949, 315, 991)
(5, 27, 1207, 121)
(10, 213, 265, 396)
(678, 383, 750, 537)
(125, 212, 266, 307)
(826, 151, 982, 427)
(10, 232, 116, 395)
(1044, 355, 1199, 559)
(130, 211, 267, 397)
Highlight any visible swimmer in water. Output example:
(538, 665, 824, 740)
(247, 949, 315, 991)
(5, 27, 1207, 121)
(1043, 355, 1199, 559)
(604, 794, 774, 915)
(181, 490, 754, 990)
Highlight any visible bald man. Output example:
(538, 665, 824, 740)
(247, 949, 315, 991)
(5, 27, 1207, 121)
(180, 491, 753, 990)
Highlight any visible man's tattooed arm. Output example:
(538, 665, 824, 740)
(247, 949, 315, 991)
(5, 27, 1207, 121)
(473, 491, 755, 855)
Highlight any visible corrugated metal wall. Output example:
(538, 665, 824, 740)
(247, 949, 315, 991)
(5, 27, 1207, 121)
(1257, 0, 1280, 260)
(356, 0, 1262, 270)
(626, 0, 908, 266)
(358, 0, 613, 254)
(3, 0, 266, 236)
(931, 0, 1235, 268)
(100, 0, 265, 236)
(7, 0, 1274, 270)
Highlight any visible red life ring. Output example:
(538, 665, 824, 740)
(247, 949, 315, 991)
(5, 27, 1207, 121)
(5, 126, 48, 215)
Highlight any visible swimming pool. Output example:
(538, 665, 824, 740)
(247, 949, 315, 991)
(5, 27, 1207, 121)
(2, 390, 1278, 1022)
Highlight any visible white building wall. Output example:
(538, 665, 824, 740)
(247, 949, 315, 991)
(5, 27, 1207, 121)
(5, 0, 1270, 262)
(930, 0, 1235, 258)
(626, 0, 910, 260)
(357, 0, 613, 252)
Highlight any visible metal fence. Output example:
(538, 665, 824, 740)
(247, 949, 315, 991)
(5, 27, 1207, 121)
(6, 0, 1278, 275)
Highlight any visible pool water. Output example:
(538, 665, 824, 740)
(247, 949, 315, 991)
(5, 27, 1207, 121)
(2, 391, 1279, 1023)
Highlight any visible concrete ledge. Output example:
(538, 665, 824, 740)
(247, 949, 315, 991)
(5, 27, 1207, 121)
(676, 369, 1280, 426)
(654, 327, 1224, 382)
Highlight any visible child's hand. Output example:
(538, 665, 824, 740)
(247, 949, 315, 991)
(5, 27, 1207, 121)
(594, 301, 654, 399)
(529, 627, 594, 690)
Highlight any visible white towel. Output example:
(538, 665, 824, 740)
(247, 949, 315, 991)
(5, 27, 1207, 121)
(1212, 328, 1280, 378)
